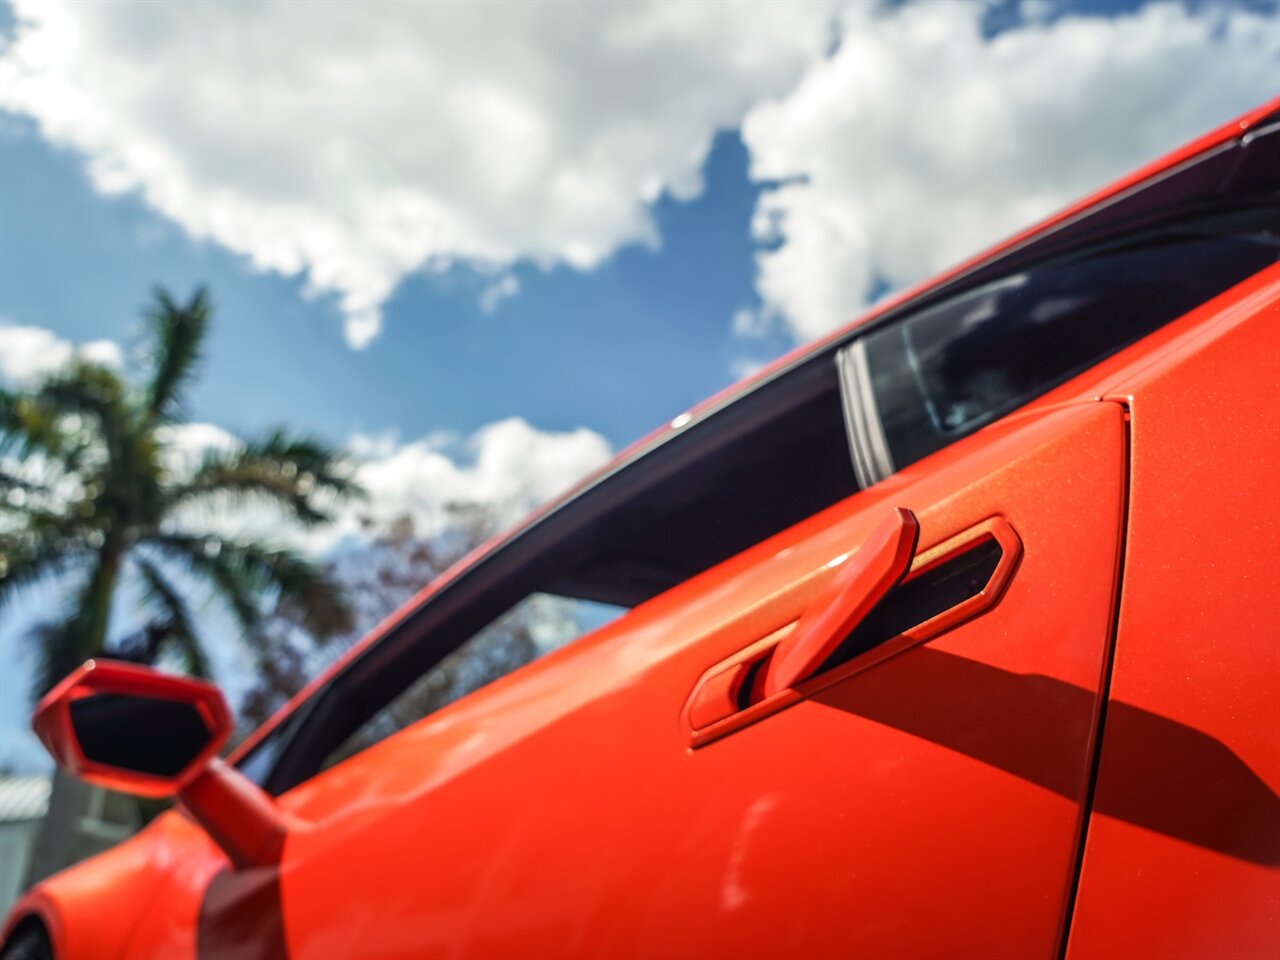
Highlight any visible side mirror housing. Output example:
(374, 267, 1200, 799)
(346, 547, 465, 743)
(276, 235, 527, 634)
(33, 660, 285, 868)
(34, 659, 231, 796)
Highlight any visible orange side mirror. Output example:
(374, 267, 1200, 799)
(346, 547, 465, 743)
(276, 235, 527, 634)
(33, 659, 232, 797)
(33, 659, 285, 868)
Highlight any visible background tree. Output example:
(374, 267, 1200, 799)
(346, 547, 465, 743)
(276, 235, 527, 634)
(241, 504, 584, 766)
(0, 286, 363, 884)
(0, 285, 361, 696)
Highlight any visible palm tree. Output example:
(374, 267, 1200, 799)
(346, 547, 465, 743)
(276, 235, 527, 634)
(0, 286, 360, 699)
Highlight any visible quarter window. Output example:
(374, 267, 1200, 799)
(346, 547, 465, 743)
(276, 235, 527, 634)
(842, 205, 1279, 481)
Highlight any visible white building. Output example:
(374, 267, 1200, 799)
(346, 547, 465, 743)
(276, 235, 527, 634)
(0, 774, 141, 917)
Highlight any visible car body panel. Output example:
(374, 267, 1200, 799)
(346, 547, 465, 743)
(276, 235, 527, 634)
(110, 398, 1127, 959)
(1064, 264, 1280, 959)
(2, 813, 210, 960)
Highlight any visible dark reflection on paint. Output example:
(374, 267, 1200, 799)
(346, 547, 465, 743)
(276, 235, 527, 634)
(197, 866, 286, 960)
(812, 647, 1280, 865)
(193, 647, 1278, 958)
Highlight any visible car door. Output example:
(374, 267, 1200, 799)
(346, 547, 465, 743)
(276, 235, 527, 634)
(180, 397, 1118, 959)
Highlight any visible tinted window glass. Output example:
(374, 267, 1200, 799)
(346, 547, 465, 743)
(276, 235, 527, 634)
(322, 593, 625, 770)
(241, 360, 856, 793)
(861, 207, 1279, 471)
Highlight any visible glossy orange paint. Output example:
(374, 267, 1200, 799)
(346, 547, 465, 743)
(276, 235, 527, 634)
(2, 814, 211, 960)
(685, 513, 1022, 744)
(104, 399, 1125, 960)
(179, 759, 288, 871)
(1063, 262, 1280, 958)
(760, 505, 918, 698)
(4, 102, 1278, 959)
(28, 660, 287, 875)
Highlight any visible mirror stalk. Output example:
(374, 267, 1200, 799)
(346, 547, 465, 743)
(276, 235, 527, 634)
(179, 757, 286, 870)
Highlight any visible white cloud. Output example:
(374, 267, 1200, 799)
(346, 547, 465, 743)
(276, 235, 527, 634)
(730, 306, 773, 340)
(165, 417, 612, 556)
(1, 409, 608, 726)
(728, 356, 768, 381)
(0, 323, 609, 552)
(741, 2, 1280, 342)
(0, 320, 123, 387)
(343, 417, 612, 543)
(153, 421, 240, 479)
(0, 0, 838, 347)
(7, 2, 1271, 352)
(479, 274, 521, 314)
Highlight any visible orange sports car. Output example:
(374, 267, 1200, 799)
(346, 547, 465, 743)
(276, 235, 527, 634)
(4, 98, 1278, 960)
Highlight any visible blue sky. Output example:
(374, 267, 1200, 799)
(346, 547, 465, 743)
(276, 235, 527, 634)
(1, 0, 1276, 770)
(0, 121, 786, 450)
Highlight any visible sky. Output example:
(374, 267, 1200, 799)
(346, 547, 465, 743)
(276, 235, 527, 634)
(0, 0, 1277, 769)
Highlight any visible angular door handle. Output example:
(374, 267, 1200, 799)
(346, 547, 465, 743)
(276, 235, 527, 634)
(755, 506, 919, 699)
(684, 510, 1020, 746)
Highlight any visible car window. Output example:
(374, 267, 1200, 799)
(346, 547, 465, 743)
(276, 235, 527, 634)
(842, 204, 1280, 481)
(239, 356, 857, 793)
(321, 593, 625, 770)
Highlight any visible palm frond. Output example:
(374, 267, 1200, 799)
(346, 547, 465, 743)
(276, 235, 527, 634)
(133, 555, 210, 679)
(0, 515, 92, 609)
(30, 616, 89, 702)
(147, 533, 264, 638)
(28, 569, 102, 699)
(0, 464, 51, 505)
(164, 429, 361, 526)
(149, 533, 351, 643)
(144, 286, 210, 422)
(27, 361, 133, 468)
(163, 625, 213, 679)
(0, 385, 93, 471)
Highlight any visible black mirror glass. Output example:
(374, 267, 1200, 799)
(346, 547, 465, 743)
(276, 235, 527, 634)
(69, 693, 212, 778)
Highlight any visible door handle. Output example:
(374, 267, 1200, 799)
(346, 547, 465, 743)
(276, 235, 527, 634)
(755, 507, 919, 700)
(684, 510, 1021, 746)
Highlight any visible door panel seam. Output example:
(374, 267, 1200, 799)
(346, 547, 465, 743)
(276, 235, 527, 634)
(1056, 400, 1131, 960)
